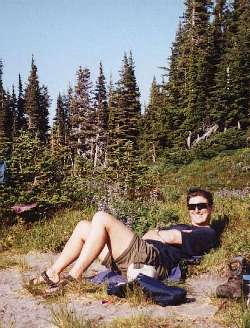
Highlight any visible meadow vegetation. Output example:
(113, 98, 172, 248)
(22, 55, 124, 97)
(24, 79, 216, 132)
(1, 148, 249, 261)
(0, 148, 249, 327)
(50, 307, 189, 328)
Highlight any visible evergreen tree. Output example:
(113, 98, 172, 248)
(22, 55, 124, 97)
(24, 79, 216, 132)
(24, 56, 49, 142)
(166, 22, 189, 110)
(162, 21, 190, 148)
(0, 60, 6, 146)
(107, 53, 141, 195)
(94, 62, 108, 167)
(184, 0, 214, 135)
(64, 86, 72, 146)
(0, 59, 3, 91)
(52, 93, 70, 149)
(108, 53, 141, 164)
(0, 61, 13, 154)
(142, 77, 167, 161)
(16, 74, 27, 133)
(115, 53, 140, 150)
(10, 86, 17, 138)
(160, 1, 214, 148)
(107, 76, 120, 167)
(70, 67, 95, 159)
(211, 0, 250, 129)
(39, 85, 50, 142)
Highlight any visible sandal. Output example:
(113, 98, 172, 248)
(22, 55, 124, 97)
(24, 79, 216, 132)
(29, 271, 59, 288)
(44, 275, 76, 296)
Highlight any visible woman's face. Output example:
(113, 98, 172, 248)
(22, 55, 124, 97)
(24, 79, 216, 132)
(188, 195, 212, 226)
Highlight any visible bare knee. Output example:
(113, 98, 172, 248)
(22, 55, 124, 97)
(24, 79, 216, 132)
(74, 220, 91, 239)
(92, 211, 116, 226)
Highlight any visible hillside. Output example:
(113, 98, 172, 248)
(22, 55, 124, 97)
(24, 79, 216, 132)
(0, 148, 249, 328)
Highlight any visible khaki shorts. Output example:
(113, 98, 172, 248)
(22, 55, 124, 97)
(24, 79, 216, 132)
(101, 235, 168, 280)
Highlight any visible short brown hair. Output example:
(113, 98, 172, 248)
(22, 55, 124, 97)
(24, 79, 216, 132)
(187, 188, 213, 206)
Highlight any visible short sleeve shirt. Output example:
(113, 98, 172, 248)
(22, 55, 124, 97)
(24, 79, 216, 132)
(145, 224, 217, 271)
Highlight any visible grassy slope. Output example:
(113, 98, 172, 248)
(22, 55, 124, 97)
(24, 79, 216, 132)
(1, 148, 249, 266)
(0, 148, 249, 328)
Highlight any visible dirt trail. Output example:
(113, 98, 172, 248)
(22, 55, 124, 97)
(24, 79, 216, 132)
(0, 252, 226, 328)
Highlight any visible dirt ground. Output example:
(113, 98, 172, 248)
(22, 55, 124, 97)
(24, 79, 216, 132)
(0, 252, 226, 328)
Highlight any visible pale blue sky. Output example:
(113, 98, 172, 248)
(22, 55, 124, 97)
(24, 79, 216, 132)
(1, 0, 184, 119)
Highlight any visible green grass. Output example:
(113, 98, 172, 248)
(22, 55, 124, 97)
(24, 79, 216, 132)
(49, 306, 193, 328)
(1, 148, 249, 327)
(24, 274, 152, 307)
(50, 305, 95, 328)
(214, 299, 250, 328)
(155, 148, 250, 192)
(0, 252, 31, 271)
(0, 207, 96, 253)
(103, 314, 191, 328)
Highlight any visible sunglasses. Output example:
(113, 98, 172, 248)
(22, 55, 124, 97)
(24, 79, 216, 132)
(187, 203, 209, 211)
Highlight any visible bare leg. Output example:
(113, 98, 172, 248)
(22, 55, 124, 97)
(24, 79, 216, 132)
(68, 211, 135, 279)
(41, 211, 134, 283)
(45, 220, 91, 282)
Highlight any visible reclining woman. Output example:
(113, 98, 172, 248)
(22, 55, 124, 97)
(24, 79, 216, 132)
(31, 188, 217, 291)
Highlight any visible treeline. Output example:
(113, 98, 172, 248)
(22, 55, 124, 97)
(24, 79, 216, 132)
(143, 0, 249, 160)
(0, 0, 249, 216)
(0, 54, 140, 169)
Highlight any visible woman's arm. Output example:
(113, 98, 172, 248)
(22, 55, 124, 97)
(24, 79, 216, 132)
(142, 229, 182, 245)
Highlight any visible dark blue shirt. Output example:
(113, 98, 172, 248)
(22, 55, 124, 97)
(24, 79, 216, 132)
(145, 224, 217, 271)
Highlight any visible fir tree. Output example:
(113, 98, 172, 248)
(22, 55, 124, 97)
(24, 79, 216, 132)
(24, 56, 50, 142)
(94, 62, 108, 166)
(142, 77, 167, 161)
(0, 60, 3, 91)
(161, 1, 214, 148)
(115, 53, 141, 150)
(0, 61, 13, 153)
(211, 0, 250, 129)
(166, 22, 189, 110)
(107, 76, 120, 167)
(70, 67, 95, 159)
(64, 86, 72, 146)
(10, 86, 17, 138)
(184, 0, 214, 135)
(16, 74, 27, 133)
(52, 93, 70, 149)
(107, 53, 141, 195)
(39, 85, 50, 143)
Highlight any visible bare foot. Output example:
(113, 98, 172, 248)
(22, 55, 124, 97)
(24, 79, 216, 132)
(30, 270, 60, 287)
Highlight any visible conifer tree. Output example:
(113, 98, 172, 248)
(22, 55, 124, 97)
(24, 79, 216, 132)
(10, 86, 17, 138)
(167, 22, 189, 110)
(142, 77, 167, 161)
(107, 76, 120, 167)
(108, 54, 141, 163)
(208, 0, 228, 129)
(65, 86, 73, 146)
(0, 61, 13, 153)
(211, 0, 250, 129)
(184, 0, 213, 135)
(52, 92, 71, 149)
(70, 67, 95, 159)
(39, 85, 50, 142)
(94, 62, 108, 166)
(161, 1, 214, 148)
(16, 74, 27, 133)
(115, 53, 141, 151)
(0, 60, 3, 91)
(24, 57, 49, 142)
(162, 21, 190, 148)
(52, 93, 65, 148)
(107, 53, 141, 195)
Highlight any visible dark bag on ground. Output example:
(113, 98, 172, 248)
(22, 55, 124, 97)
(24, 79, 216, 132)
(107, 273, 187, 306)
